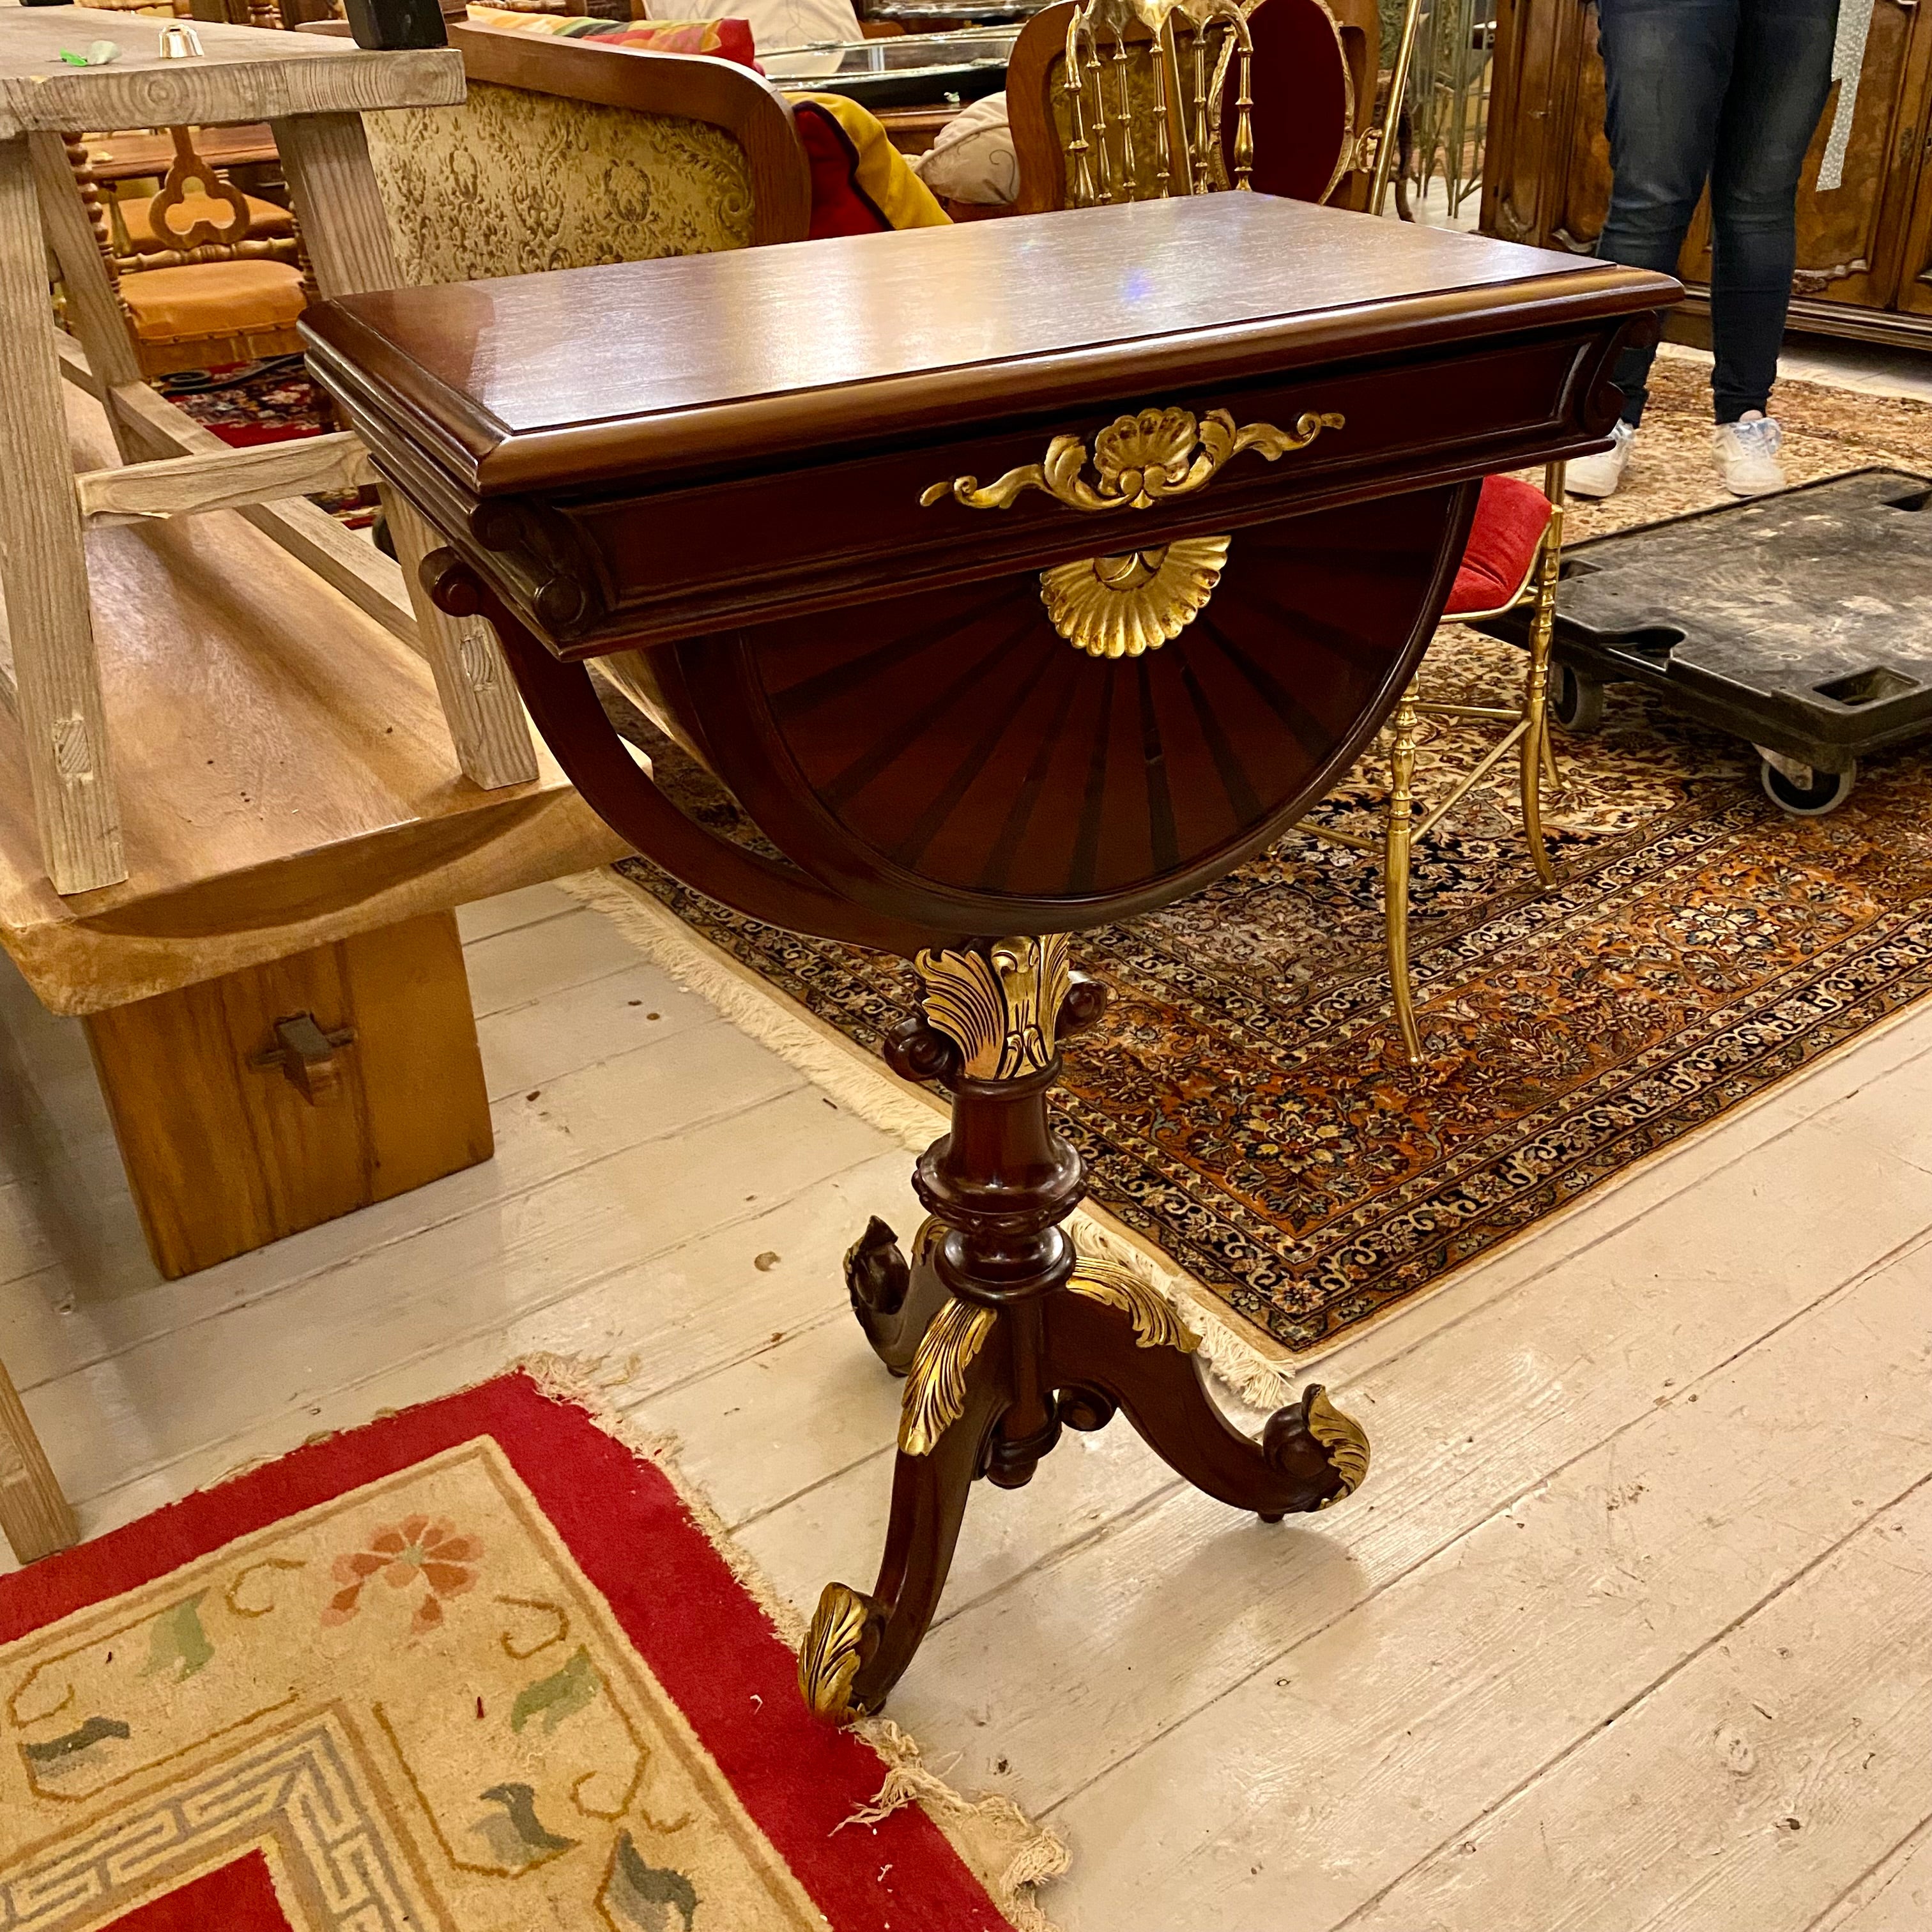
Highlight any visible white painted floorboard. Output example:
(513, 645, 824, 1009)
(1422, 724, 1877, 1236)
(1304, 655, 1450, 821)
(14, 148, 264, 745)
(5, 823, 1932, 1932)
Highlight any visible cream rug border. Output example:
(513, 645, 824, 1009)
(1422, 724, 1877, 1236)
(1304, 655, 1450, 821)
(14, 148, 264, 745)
(516, 1353, 1070, 1932)
(205, 1349, 1069, 1932)
(558, 866, 1308, 1409)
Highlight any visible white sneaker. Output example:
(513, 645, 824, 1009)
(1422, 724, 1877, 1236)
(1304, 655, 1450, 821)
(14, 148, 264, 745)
(1567, 420, 1636, 498)
(1713, 411, 1787, 496)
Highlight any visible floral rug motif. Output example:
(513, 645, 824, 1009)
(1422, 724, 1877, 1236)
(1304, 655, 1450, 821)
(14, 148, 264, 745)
(157, 357, 325, 450)
(0, 1374, 1051, 1931)
(611, 360, 1932, 1354)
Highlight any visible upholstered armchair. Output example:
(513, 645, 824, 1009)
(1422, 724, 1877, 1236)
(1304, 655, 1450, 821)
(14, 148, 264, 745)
(365, 20, 816, 282)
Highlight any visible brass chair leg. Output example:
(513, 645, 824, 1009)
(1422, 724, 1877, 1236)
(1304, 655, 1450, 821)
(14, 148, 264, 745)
(1521, 514, 1561, 889)
(1384, 684, 1423, 1064)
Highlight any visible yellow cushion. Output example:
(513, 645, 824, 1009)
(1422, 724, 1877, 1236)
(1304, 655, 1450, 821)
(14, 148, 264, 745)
(119, 190, 295, 252)
(795, 91, 950, 231)
(119, 259, 307, 343)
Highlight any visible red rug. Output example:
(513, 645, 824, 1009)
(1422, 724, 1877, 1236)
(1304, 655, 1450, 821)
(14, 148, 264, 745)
(0, 1372, 1053, 1931)
(157, 356, 326, 450)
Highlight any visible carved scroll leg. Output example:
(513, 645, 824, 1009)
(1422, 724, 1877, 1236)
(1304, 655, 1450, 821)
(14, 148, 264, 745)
(845, 1215, 951, 1376)
(800, 1300, 1007, 1719)
(1046, 1262, 1368, 1521)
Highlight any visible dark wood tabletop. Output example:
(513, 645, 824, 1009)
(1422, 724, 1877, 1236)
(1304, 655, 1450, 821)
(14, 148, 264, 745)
(303, 194, 1671, 498)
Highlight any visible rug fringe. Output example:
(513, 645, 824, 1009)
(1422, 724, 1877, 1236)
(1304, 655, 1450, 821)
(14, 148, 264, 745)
(558, 866, 1301, 1410)
(512, 1351, 1071, 1932)
(845, 1719, 1071, 1932)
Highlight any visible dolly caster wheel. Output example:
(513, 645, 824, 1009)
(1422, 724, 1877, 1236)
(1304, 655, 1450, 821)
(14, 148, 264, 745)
(1549, 663, 1604, 734)
(1758, 750, 1856, 818)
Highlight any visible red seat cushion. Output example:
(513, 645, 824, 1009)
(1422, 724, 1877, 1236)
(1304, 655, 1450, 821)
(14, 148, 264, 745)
(1445, 473, 1553, 617)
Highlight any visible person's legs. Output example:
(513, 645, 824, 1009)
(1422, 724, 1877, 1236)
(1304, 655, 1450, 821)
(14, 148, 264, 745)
(1594, 0, 1736, 425)
(1706, 0, 1839, 422)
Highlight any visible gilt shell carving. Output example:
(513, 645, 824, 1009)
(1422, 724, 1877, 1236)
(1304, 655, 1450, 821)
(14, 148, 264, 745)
(1039, 535, 1231, 659)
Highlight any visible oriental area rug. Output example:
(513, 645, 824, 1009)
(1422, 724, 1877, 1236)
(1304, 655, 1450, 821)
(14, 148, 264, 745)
(593, 355, 1932, 1366)
(0, 1371, 1061, 1932)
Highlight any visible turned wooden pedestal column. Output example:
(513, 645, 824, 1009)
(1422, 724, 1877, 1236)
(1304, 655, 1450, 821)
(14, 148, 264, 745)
(802, 937, 1365, 1717)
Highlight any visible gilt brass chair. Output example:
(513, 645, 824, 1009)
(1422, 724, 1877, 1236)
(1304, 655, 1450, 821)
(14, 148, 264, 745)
(1008, 0, 1360, 212)
(1304, 466, 1566, 1062)
(1292, 0, 1570, 1066)
(1007, 0, 1561, 1067)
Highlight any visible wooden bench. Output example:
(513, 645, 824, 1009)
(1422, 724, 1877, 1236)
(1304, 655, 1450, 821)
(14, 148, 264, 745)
(1, 7, 541, 900)
(0, 376, 627, 1564)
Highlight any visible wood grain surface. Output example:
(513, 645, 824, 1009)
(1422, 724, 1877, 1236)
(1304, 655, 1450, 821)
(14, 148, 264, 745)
(273, 105, 539, 790)
(84, 910, 493, 1277)
(0, 137, 124, 895)
(62, 337, 420, 645)
(302, 194, 1678, 493)
(0, 1355, 76, 1565)
(0, 8, 463, 141)
(73, 433, 376, 525)
(0, 390, 624, 1016)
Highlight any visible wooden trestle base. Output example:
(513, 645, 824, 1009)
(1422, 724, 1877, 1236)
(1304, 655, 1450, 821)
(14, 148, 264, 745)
(799, 951, 1368, 1720)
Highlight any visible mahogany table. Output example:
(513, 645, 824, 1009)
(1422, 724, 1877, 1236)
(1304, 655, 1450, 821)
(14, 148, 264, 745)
(303, 194, 1675, 1719)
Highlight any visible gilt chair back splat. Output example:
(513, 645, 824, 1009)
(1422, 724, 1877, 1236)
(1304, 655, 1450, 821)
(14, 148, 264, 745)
(1009, 0, 1356, 214)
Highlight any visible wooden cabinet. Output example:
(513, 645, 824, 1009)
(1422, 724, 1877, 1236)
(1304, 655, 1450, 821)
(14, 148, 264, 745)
(1482, 0, 1932, 349)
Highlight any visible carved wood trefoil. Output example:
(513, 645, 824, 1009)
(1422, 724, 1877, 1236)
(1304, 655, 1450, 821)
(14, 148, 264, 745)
(919, 406, 1345, 515)
(1039, 533, 1230, 658)
(1303, 1383, 1370, 1506)
(898, 1298, 999, 1455)
(150, 126, 251, 252)
(1068, 1257, 1202, 1352)
(915, 934, 1074, 1080)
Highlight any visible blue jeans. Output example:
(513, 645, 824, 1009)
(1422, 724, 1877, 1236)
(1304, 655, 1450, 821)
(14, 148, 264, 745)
(1595, 0, 1839, 425)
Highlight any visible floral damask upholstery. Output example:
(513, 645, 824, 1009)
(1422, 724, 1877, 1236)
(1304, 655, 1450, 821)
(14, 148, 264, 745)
(366, 80, 756, 286)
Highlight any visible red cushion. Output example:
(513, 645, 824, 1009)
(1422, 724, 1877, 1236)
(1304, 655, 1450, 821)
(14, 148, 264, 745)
(1445, 473, 1553, 617)
(794, 101, 893, 239)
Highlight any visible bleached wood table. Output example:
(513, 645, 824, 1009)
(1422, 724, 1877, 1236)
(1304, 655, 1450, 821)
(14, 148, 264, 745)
(0, 5, 536, 898)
